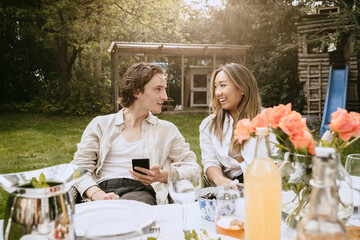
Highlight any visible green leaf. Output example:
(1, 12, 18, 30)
(184, 230, 192, 240)
(31, 177, 43, 188)
(31, 173, 49, 188)
(72, 169, 80, 180)
(39, 173, 46, 184)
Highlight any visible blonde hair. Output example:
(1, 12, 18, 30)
(208, 63, 262, 151)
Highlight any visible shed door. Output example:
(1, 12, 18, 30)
(190, 73, 209, 107)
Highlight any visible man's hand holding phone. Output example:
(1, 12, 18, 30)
(132, 158, 150, 175)
(130, 159, 168, 185)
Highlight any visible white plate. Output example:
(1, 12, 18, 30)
(74, 199, 156, 237)
(347, 218, 360, 227)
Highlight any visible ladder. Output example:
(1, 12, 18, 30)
(305, 64, 322, 120)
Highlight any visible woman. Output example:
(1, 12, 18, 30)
(199, 63, 276, 187)
(72, 62, 196, 205)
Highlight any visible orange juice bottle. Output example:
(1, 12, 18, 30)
(244, 127, 281, 240)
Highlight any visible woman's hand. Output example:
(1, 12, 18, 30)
(129, 165, 168, 185)
(214, 176, 233, 187)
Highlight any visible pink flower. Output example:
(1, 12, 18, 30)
(290, 129, 313, 150)
(264, 103, 292, 128)
(349, 111, 360, 137)
(249, 114, 269, 132)
(308, 141, 315, 155)
(329, 108, 358, 141)
(234, 119, 251, 144)
(278, 111, 307, 136)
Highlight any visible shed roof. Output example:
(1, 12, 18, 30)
(109, 42, 251, 57)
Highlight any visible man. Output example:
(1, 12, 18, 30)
(72, 62, 196, 205)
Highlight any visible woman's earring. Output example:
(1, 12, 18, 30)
(241, 93, 244, 96)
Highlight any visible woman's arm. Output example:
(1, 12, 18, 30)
(206, 166, 233, 186)
(199, 120, 223, 177)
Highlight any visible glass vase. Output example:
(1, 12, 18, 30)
(280, 153, 312, 228)
(336, 153, 354, 223)
(279, 153, 354, 228)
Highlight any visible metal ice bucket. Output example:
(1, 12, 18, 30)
(0, 164, 87, 240)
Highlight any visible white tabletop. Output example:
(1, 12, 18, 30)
(0, 200, 296, 240)
(154, 201, 297, 239)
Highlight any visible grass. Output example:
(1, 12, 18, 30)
(0, 112, 359, 219)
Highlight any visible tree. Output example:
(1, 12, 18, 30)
(180, 0, 306, 111)
(0, 0, 188, 114)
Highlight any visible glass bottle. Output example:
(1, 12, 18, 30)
(296, 147, 348, 240)
(244, 127, 281, 240)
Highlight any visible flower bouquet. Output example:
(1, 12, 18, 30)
(320, 108, 360, 151)
(234, 104, 360, 227)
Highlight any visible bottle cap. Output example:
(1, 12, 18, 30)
(315, 147, 336, 158)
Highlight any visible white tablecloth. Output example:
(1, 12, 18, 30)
(154, 201, 297, 239)
(0, 201, 297, 240)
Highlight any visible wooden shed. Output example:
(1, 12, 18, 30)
(297, 7, 359, 120)
(108, 42, 251, 112)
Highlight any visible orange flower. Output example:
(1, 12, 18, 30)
(349, 111, 360, 137)
(308, 141, 315, 155)
(278, 111, 307, 136)
(249, 114, 269, 132)
(329, 108, 358, 141)
(264, 103, 292, 128)
(290, 129, 312, 150)
(234, 119, 251, 144)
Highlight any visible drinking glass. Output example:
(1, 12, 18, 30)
(345, 154, 360, 224)
(215, 186, 244, 239)
(168, 162, 202, 230)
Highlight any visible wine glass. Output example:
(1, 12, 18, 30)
(168, 162, 202, 230)
(345, 154, 360, 224)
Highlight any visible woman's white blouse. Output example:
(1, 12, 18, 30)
(199, 114, 278, 179)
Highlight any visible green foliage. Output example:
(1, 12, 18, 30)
(31, 173, 50, 188)
(181, 0, 306, 110)
(37, 68, 112, 115)
(2, 0, 357, 116)
(0, 0, 187, 115)
(249, 50, 306, 112)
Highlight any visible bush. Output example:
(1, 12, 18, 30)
(250, 50, 306, 113)
(41, 68, 113, 115)
(0, 68, 113, 116)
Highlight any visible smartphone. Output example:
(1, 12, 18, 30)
(132, 158, 150, 175)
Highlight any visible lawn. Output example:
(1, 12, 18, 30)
(0, 112, 359, 219)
